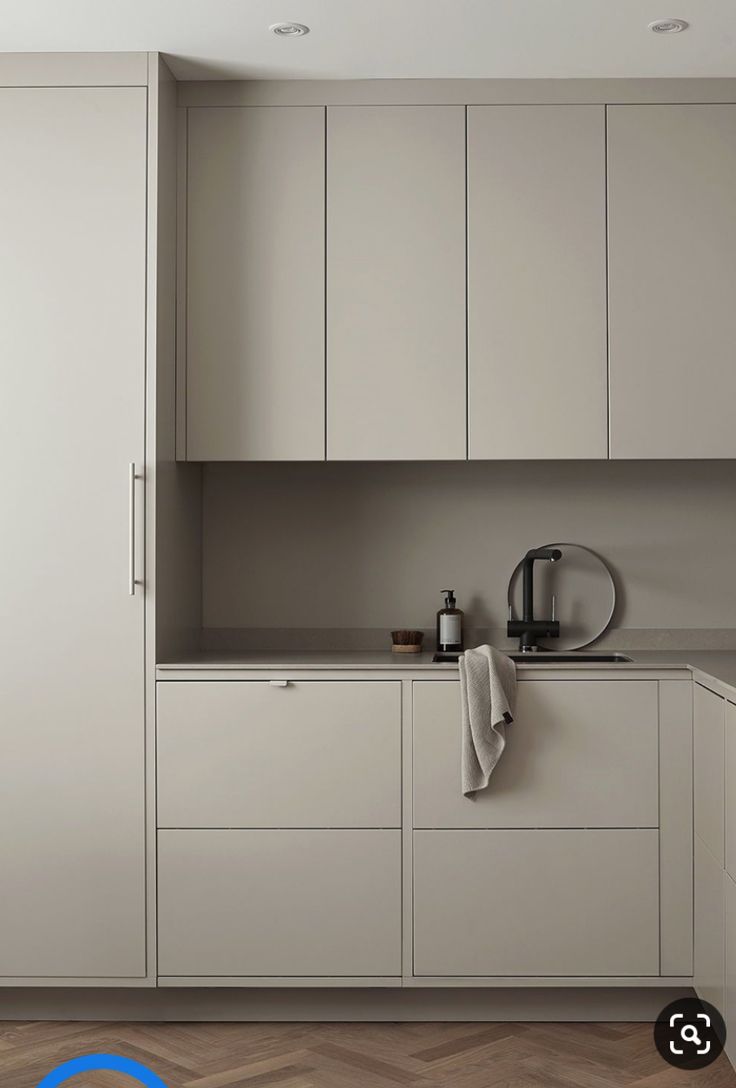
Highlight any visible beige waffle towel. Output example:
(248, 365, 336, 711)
(459, 645, 517, 796)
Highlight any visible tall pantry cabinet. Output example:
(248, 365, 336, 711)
(0, 53, 181, 983)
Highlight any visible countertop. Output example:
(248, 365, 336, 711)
(156, 649, 736, 697)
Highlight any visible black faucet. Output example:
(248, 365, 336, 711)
(507, 547, 562, 652)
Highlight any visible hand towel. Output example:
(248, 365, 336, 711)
(459, 645, 517, 796)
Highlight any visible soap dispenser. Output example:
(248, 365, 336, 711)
(437, 590, 464, 654)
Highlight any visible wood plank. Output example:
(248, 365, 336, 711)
(2, 1021, 734, 1088)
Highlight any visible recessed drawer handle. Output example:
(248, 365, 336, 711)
(269, 680, 290, 688)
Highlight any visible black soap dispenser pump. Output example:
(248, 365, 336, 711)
(437, 589, 464, 654)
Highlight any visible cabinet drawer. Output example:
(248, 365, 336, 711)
(158, 829, 401, 977)
(413, 829, 659, 977)
(694, 684, 725, 865)
(157, 681, 400, 828)
(413, 680, 658, 829)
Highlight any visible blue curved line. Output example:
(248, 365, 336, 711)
(36, 1053, 169, 1088)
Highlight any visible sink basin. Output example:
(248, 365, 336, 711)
(433, 650, 633, 664)
(509, 652, 632, 664)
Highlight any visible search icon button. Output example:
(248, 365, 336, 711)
(654, 998, 725, 1070)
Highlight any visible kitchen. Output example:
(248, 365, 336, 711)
(2, 6, 736, 1085)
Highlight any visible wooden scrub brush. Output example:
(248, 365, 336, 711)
(391, 629, 424, 654)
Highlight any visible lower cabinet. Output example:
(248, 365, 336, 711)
(414, 679, 659, 828)
(158, 829, 401, 978)
(693, 684, 728, 1015)
(413, 829, 659, 977)
(694, 836, 725, 1011)
(696, 695, 736, 1073)
(156, 673, 693, 985)
(726, 700, 736, 879)
(157, 680, 401, 829)
(725, 872, 736, 1065)
(156, 679, 402, 980)
(411, 677, 694, 980)
(694, 683, 725, 864)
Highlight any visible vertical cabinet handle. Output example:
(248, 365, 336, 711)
(129, 462, 140, 596)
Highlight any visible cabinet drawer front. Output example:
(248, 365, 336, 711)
(694, 684, 725, 865)
(414, 829, 659, 977)
(158, 829, 401, 977)
(413, 680, 658, 829)
(157, 681, 401, 828)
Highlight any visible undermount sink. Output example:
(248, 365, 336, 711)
(433, 650, 633, 663)
(509, 652, 632, 664)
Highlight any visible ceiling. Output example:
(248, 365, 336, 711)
(2, 0, 733, 81)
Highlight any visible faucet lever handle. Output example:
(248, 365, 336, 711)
(551, 594, 556, 622)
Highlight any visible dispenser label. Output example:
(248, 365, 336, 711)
(440, 615, 461, 646)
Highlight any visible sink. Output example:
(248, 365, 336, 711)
(509, 652, 632, 664)
(433, 650, 632, 664)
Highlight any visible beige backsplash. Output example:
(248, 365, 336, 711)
(202, 460, 736, 636)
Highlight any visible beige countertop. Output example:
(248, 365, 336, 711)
(634, 650, 736, 697)
(156, 649, 736, 697)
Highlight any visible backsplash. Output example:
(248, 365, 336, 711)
(203, 460, 736, 636)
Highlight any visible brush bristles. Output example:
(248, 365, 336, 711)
(391, 630, 424, 645)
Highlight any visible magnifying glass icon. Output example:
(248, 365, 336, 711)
(681, 1024, 702, 1046)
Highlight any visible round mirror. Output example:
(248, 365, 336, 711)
(507, 542, 616, 651)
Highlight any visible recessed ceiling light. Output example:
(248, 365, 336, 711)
(269, 22, 310, 37)
(648, 18, 689, 33)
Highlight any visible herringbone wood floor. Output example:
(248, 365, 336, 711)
(1, 1020, 735, 1088)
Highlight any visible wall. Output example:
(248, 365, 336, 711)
(202, 460, 736, 645)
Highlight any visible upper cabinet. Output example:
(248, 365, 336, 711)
(468, 106, 608, 460)
(608, 105, 736, 458)
(182, 97, 736, 463)
(327, 106, 466, 460)
(185, 107, 326, 460)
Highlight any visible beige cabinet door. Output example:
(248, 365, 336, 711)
(413, 680, 658, 829)
(186, 107, 325, 460)
(0, 88, 146, 978)
(695, 836, 725, 1014)
(726, 702, 736, 881)
(695, 683, 725, 866)
(157, 680, 401, 828)
(327, 106, 466, 460)
(158, 829, 401, 978)
(608, 105, 736, 458)
(414, 829, 659, 977)
(725, 872, 736, 1063)
(468, 106, 607, 460)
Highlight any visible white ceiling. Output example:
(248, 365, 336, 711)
(2, 0, 734, 81)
